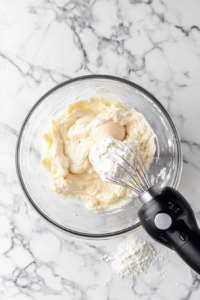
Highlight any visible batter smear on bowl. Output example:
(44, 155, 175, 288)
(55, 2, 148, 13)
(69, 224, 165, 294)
(41, 88, 156, 211)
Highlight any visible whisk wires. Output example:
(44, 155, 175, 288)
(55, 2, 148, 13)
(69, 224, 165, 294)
(104, 142, 151, 196)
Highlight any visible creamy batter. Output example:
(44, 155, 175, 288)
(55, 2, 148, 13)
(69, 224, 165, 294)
(41, 88, 156, 211)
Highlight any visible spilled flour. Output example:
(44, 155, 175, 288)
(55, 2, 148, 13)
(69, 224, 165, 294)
(102, 235, 164, 277)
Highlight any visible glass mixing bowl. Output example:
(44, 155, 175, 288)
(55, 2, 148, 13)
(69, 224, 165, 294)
(16, 75, 182, 239)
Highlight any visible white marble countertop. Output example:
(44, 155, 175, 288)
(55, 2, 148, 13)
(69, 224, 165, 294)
(1, 0, 200, 299)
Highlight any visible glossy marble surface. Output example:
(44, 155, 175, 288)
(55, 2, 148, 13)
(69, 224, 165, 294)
(1, 0, 200, 299)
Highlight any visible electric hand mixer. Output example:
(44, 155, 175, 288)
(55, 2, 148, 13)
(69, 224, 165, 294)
(105, 142, 200, 274)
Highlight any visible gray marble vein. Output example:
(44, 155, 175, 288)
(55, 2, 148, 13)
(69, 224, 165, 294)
(0, 0, 200, 299)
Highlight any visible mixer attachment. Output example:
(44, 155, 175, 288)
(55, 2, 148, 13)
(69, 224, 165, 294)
(105, 142, 152, 196)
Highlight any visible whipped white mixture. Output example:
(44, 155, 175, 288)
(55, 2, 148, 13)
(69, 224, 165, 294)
(89, 136, 137, 182)
(41, 88, 156, 212)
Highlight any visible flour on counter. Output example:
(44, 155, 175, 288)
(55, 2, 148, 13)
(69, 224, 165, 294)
(102, 235, 158, 277)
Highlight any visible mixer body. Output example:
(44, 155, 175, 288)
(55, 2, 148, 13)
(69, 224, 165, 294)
(139, 186, 200, 274)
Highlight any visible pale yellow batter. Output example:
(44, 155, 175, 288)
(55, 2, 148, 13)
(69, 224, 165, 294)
(42, 88, 156, 211)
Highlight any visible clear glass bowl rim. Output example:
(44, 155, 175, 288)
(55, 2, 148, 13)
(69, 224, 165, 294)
(16, 75, 182, 240)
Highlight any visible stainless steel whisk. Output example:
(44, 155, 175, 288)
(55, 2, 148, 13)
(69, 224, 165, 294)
(105, 142, 200, 275)
(105, 142, 151, 197)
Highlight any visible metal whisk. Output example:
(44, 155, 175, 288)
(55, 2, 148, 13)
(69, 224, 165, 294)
(105, 142, 152, 197)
